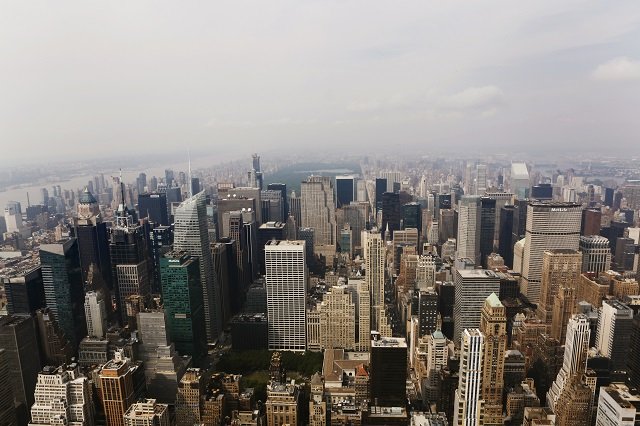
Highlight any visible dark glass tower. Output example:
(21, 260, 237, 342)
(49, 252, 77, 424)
(138, 193, 169, 226)
(402, 202, 422, 231)
(381, 192, 401, 238)
(39, 238, 86, 348)
(336, 176, 355, 208)
(267, 183, 288, 219)
(498, 205, 515, 268)
(370, 336, 408, 407)
(375, 178, 387, 213)
(480, 197, 496, 268)
(160, 251, 207, 364)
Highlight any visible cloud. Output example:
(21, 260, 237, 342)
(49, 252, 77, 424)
(591, 57, 640, 81)
(442, 86, 505, 111)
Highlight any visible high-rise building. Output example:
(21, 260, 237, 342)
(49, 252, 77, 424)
(480, 294, 507, 426)
(424, 331, 449, 402)
(29, 365, 94, 426)
(628, 315, 640, 390)
(418, 288, 438, 337)
(149, 225, 173, 294)
(137, 193, 169, 226)
(581, 208, 602, 236)
(521, 202, 582, 303)
(267, 183, 289, 219)
(381, 192, 401, 239)
(85, 290, 107, 339)
(547, 314, 591, 413)
(456, 196, 481, 265)
(580, 235, 612, 275)
(99, 351, 146, 426)
(366, 232, 386, 331)
(479, 197, 496, 268)
(454, 329, 485, 426)
(40, 238, 86, 348)
(370, 336, 407, 407)
(4, 201, 23, 234)
(173, 191, 221, 342)
(510, 163, 530, 199)
(475, 164, 487, 195)
(265, 381, 301, 426)
(375, 178, 387, 213)
(109, 203, 151, 326)
(123, 399, 170, 426)
(595, 300, 634, 371)
(176, 368, 205, 426)
(160, 251, 207, 363)
(537, 250, 582, 332)
(73, 187, 112, 290)
(453, 269, 500, 344)
(317, 286, 356, 350)
(265, 240, 307, 351)
(595, 383, 640, 426)
(0, 315, 41, 409)
(1, 263, 45, 315)
(301, 176, 336, 252)
(0, 350, 16, 425)
(336, 175, 355, 208)
(35, 308, 73, 366)
(498, 205, 515, 268)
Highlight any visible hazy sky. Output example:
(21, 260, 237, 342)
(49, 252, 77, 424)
(1, 0, 640, 165)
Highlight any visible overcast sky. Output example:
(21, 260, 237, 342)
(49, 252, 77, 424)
(1, 0, 639, 166)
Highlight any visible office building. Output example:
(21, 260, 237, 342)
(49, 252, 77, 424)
(480, 294, 507, 426)
(453, 269, 500, 344)
(479, 197, 496, 268)
(0, 315, 41, 408)
(453, 329, 484, 426)
(537, 250, 582, 330)
(581, 208, 601, 236)
(336, 175, 356, 208)
(595, 383, 640, 426)
(629, 315, 640, 389)
(402, 202, 422, 232)
(580, 235, 612, 274)
(173, 191, 221, 342)
(1, 263, 45, 315)
(375, 178, 387, 213)
(366, 232, 386, 331)
(123, 399, 169, 426)
(266, 381, 301, 426)
(300, 176, 336, 252)
(35, 308, 74, 366)
(498, 205, 515, 267)
(176, 368, 205, 426)
(29, 365, 94, 426)
(595, 300, 634, 371)
(109, 203, 151, 326)
(268, 183, 289, 219)
(138, 192, 169, 226)
(547, 314, 591, 413)
(318, 286, 356, 350)
(4, 201, 23, 234)
(160, 251, 207, 363)
(510, 163, 530, 199)
(370, 336, 408, 407)
(230, 313, 268, 350)
(381, 192, 401, 239)
(40, 238, 86, 348)
(265, 240, 307, 351)
(73, 187, 112, 290)
(85, 290, 107, 339)
(149, 225, 173, 294)
(0, 350, 16, 425)
(521, 202, 582, 303)
(99, 351, 146, 426)
(261, 189, 284, 223)
(456, 196, 481, 265)
(418, 288, 438, 337)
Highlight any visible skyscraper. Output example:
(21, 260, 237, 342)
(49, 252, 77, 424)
(547, 314, 591, 413)
(537, 250, 582, 332)
(381, 192, 401, 239)
(510, 163, 530, 199)
(375, 178, 387, 213)
(85, 290, 107, 339)
(137, 192, 169, 226)
(0, 350, 16, 425)
(109, 198, 151, 326)
(370, 336, 408, 407)
(73, 187, 112, 289)
(498, 205, 515, 267)
(479, 197, 496, 268)
(300, 176, 336, 255)
(160, 251, 207, 363)
(335, 175, 355, 208)
(265, 240, 307, 351)
(29, 365, 95, 426)
(176, 368, 206, 426)
(595, 300, 633, 371)
(453, 269, 500, 344)
(456, 196, 481, 265)
(40, 238, 87, 348)
(366, 232, 386, 332)
(454, 329, 485, 426)
(521, 202, 582, 303)
(99, 352, 145, 426)
(173, 191, 221, 342)
(123, 399, 170, 426)
(480, 294, 507, 426)
(579, 235, 612, 275)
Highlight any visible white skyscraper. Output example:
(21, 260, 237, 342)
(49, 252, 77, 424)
(456, 196, 481, 265)
(173, 191, 221, 341)
(366, 232, 386, 331)
(596, 383, 640, 426)
(521, 202, 582, 304)
(579, 235, 612, 274)
(265, 240, 307, 351)
(547, 314, 591, 413)
(595, 300, 634, 371)
(84, 290, 107, 338)
(510, 162, 530, 199)
(4, 201, 23, 234)
(29, 365, 95, 426)
(475, 164, 487, 195)
(454, 329, 485, 426)
(453, 269, 500, 344)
